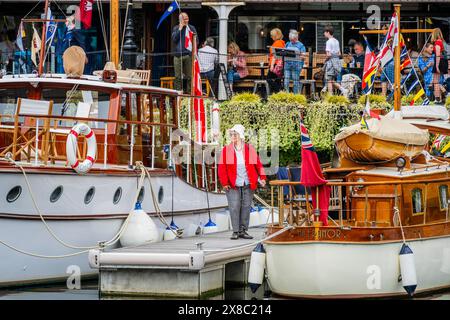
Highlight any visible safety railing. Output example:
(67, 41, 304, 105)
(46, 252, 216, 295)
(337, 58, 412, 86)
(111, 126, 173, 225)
(269, 174, 450, 228)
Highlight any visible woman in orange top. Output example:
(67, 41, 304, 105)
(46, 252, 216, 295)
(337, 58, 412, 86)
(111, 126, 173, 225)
(267, 28, 285, 93)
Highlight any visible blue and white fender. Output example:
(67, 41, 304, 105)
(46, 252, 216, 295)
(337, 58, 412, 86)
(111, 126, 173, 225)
(399, 243, 417, 296)
(248, 243, 266, 293)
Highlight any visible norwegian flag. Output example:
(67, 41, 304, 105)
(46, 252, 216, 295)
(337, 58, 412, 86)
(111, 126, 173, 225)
(377, 12, 399, 69)
(185, 24, 194, 52)
(299, 121, 330, 226)
(193, 57, 206, 143)
(80, 0, 94, 29)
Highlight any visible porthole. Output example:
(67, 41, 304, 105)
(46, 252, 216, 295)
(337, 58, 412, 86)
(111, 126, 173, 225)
(84, 187, 95, 205)
(137, 187, 145, 203)
(6, 186, 22, 203)
(50, 186, 63, 203)
(113, 187, 122, 205)
(158, 186, 164, 204)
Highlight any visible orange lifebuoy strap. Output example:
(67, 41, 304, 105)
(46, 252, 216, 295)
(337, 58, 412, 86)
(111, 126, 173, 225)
(86, 156, 95, 163)
(71, 160, 79, 169)
(70, 130, 79, 138)
(86, 130, 94, 139)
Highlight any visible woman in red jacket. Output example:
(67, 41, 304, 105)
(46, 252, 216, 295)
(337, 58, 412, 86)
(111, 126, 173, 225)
(218, 124, 267, 240)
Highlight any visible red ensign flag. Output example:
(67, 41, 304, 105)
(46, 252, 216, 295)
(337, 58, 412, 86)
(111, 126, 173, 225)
(80, 0, 94, 29)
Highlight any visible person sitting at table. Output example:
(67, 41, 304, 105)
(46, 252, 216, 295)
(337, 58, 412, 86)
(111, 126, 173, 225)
(350, 42, 365, 79)
(283, 29, 306, 94)
(227, 42, 248, 92)
(267, 28, 285, 93)
(198, 37, 219, 95)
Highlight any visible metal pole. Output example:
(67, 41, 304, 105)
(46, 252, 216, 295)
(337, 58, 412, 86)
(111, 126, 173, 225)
(169, 127, 173, 169)
(151, 125, 155, 169)
(34, 119, 39, 166)
(129, 123, 134, 168)
(103, 123, 108, 169)
(214, 151, 218, 192)
(393, 4, 402, 113)
(38, 0, 50, 76)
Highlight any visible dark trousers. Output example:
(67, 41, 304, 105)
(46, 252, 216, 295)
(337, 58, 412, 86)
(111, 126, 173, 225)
(267, 70, 282, 93)
(174, 55, 192, 92)
(226, 185, 254, 233)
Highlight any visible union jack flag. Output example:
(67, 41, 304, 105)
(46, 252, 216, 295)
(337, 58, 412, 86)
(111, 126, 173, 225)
(300, 121, 314, 151)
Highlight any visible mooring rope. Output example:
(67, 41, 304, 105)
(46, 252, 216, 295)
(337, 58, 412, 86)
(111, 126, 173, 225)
(202, 225, 293, 252)
(0, 156, 147, 257)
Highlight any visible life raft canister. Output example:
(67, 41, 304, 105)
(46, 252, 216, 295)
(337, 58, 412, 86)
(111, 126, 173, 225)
(66, 123, 97, 174)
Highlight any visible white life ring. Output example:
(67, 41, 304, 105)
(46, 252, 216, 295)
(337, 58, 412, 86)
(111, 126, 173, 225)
(66, 123, 97, 174)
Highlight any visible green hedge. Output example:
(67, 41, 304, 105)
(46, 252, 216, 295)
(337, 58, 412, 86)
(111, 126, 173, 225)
(179, 92, 383, 166)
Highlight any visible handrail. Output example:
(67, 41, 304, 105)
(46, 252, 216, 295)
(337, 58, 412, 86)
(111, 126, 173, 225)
(270, 175, 450, 187)
(18, 114, 177, 128)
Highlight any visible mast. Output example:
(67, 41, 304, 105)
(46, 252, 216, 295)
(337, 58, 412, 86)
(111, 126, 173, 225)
(110, 0, 120, 67)
(38, 0, 50, 75)
(393, 4, 401, 112)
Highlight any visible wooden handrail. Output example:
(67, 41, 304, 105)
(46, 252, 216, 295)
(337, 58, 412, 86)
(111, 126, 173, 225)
(21, 114, 177, 128)
(270, 175, 450, 187)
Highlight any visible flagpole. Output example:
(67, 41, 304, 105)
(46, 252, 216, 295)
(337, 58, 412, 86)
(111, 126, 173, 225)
(38, 0, 50, 75)
(393, 4, 401, 113)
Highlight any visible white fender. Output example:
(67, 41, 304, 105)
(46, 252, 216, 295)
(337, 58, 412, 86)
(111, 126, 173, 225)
(120, 202, 160, 247)
(259, 208, 271, 225)
(66, 123, 97, 174)
(248, 243, 266, 293)
(203, 219, 218, 234)
(249, 207, 260, 227)
(399, 243, 417, 296)
(211, 102, 220, 142)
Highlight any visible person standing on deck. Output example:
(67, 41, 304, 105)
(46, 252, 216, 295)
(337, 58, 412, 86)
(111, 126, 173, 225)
(323, 25, 348, 97)
(218, 124, 267, 240)
(171, 12, 198, 92)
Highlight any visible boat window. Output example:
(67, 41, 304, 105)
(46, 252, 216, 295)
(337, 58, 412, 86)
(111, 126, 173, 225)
(42, 88, 110, 129)
(6, 186, 22, 203)
(113, 187, 122, 205)
(84, 187, 96, 204)
(158, 186, 164, 204)
(0, 88, 28, 123)
(137, 187, 145, 203)
(50, 186, 64, 203)
(439, 185, 449, 211)
(411, 188, 424, 215)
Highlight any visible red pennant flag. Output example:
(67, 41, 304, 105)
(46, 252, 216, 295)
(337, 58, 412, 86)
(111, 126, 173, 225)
(80, 0, 94, 29)
(193, 57, 206, 143)
(299, 122, 330, 226)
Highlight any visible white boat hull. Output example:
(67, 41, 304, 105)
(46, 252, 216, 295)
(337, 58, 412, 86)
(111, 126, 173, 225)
(0, 170, 229, 287)
(265, 237, 450, 298)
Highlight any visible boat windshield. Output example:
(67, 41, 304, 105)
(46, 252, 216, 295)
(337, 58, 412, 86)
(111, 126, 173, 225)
(42, 86, 111, 129)
(0, 87, 28, 122)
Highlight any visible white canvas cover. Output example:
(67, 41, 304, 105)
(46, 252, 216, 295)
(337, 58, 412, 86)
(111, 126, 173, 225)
(335, 116, 429, 146)
(386, 105, 449, 121)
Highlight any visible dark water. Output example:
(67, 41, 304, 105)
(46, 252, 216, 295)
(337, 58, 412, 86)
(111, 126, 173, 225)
(0, 280, 449, 300)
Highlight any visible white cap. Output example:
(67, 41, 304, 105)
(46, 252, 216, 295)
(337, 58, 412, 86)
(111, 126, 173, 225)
(228, 124, 245, 140)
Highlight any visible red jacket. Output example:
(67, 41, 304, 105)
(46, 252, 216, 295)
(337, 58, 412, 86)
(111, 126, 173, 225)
(218, 143, 266, 190)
